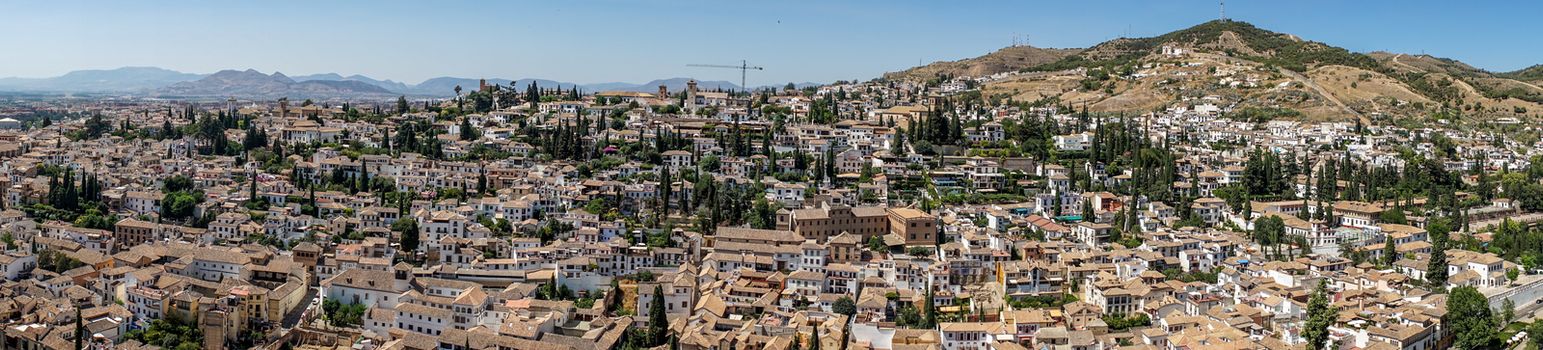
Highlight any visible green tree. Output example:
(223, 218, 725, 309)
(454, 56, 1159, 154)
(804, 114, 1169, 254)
(1379, 209, 1407, 225)
(321, 299, 367, 327)
(923, 288, 937, 328)
(693, 207, 715, 236)
(75, 307, 83, 350)
(73, 209, 115, 230)
(1502, 298, 1515, 325)
(393, 217, 420, 255)
(1253, 215, 1286, 260)
(1101, 313, 1152, 330)
(809, 325, 821, 350)
(122, 318, 203, 350)
(649, 285, 667, 346)
(832, 296, 856, 317)
(1529, 320, 1543, 350)
(895, 305, 921, 327)
(1445, 286, 1496, 350)
(605, 279, 624, 316)
(1427, 238, 1448, 287)
(867, 235, 887, 252)
(1303, 280, 1335, 350)
(699, 154, 721, 173)
(1080, 200, 1094, 222)
(1338, 240, 1365, 265)
(1523, 254, 1541, 273)
(160, 192, 200, 221)
(1381, 238, 1397, 267)
(748, 197, 777, 230)
(459, 116, 480, 141)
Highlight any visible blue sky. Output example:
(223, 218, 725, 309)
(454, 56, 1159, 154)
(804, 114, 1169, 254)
(1, 1, 1537, 85)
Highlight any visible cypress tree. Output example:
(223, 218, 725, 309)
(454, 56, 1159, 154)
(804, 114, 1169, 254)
(477, 167, 488, 195)
(1381, 238, 1397, 267)
(249, 169, 259, 203)
(75, 307, 84, 350)
(649, 285, 667, 346)
(660, 167, 673, 214)
(528, 81, 540, 109)
(460, 116, 477, 141)
(1303, 280, 1335, 350)
(923, 287, 936, 328)
(809, 326, 821, 350)
(1428, 238, 1448, 287)
(308, 185, 318, 217)
(359, 159, 370, 193)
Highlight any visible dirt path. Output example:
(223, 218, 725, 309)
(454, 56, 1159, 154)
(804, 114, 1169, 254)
(1389, 54, 1422, 72)
(1511, 78, 1543, 93)
(1277, 67, 1365, 123)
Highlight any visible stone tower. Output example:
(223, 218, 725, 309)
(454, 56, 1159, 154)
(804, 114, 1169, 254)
(685, 79, 699, 113)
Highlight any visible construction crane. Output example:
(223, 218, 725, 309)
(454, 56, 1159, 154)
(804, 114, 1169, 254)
(686, 60, 764, 92)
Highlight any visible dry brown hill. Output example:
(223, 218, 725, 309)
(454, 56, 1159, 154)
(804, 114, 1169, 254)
(883, 45, 1079, 81)
(1506, 65, 1543, 83)
(891, 20, 1542, 122)
(1369, 52, 1543, 115)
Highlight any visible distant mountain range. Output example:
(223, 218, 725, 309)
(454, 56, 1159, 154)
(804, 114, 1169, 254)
(158, 69, 396, 99)
(0, 67, 204, 92)
(0, 67, 823, 99)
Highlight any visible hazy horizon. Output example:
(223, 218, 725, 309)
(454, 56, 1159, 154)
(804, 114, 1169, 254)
(0, 66, 818, 88)
(3, 1, 1539, 85)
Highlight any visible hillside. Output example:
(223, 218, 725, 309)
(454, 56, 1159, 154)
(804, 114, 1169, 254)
(1370, 53, 1543, 112)
(884, 45, 1080, 81)
(157, 69, 396, 99)
(1034, 20, 1380, 73)
(292, 73, 414, 92)
(1505, 65, 1543, 83)
(935, 20, 1543, 121)
(0, 67, 204, 92)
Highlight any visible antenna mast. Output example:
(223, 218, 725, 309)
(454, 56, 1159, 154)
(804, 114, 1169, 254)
(1220, 0, 1227, 21)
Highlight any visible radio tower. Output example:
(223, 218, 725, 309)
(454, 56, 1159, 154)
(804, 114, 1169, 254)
(1220, 0, 1227, 21)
